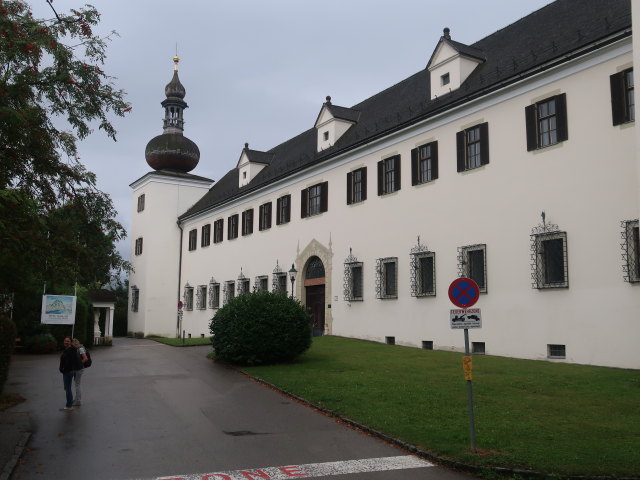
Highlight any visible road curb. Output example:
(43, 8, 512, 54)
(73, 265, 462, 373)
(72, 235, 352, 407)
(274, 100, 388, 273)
(0, 432, 30, 480)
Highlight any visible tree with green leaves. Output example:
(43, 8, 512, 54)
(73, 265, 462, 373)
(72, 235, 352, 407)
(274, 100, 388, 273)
(1, 0, 130, 204)
(0, 1, 131, 338)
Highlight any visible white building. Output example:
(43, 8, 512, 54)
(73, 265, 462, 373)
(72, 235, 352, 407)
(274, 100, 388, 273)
(129, 0, 639, 369)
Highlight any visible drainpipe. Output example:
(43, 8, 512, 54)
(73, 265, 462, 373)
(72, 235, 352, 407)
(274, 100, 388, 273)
(176, 221, 184, 338)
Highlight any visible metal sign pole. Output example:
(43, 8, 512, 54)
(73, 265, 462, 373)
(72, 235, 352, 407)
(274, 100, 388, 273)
(464, 327, 477, 453)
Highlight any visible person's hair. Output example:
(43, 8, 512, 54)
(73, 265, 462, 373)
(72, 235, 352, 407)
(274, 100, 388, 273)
(72, 338, 82, 347)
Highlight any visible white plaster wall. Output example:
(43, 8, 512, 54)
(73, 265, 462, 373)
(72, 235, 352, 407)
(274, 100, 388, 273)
(129, 174, 211, 337)
(175, 41, 638, 368)
(633, 3, 640, 218)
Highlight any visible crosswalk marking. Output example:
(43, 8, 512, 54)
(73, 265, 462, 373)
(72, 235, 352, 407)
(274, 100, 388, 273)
(149, 455, 434, 480)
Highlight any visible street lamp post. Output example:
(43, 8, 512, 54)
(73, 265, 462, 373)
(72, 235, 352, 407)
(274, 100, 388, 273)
(289, 264, 297, 298)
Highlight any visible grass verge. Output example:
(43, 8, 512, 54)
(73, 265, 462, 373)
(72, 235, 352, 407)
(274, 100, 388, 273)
(148, 336, 212, 347)
(243, 336, 640, 478)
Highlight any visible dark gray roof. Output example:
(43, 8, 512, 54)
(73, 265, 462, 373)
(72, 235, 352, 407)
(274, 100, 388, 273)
(242, 147, 275, 166)
(326, 104, 361, 123)
(180, 0, 631, 221)
(427, 37, 486, 69)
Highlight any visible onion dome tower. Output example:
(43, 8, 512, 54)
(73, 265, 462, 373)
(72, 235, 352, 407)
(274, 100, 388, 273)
(145, 56, 200, 172)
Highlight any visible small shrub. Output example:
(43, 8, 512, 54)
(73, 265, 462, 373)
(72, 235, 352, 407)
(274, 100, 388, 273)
(210, 291, 312, 365)
(22, 333, 57, 354)
(0, 314, 17, 394)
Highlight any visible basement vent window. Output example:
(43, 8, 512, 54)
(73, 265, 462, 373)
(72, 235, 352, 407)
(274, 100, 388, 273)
(472, 342, 485, 355)
(422, 341, 433, 350)
(548, 344, 566, 359)
(385, 336, 395, 345)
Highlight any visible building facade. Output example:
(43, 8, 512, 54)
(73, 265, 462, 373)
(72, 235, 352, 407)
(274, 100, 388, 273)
(129, 0, 639, 369)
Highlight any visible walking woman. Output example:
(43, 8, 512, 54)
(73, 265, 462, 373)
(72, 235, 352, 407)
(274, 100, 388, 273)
(72, 338, 87, 406)
(59, 336, 77, 411)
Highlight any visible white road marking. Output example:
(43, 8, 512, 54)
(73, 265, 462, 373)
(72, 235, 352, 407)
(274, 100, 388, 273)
(150, 455, 433, 480)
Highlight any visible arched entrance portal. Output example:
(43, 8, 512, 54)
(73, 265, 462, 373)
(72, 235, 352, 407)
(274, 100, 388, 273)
(304, 256, 325, 336)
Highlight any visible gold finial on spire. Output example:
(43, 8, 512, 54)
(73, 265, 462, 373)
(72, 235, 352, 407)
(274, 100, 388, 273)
(173, 55, 179, 72)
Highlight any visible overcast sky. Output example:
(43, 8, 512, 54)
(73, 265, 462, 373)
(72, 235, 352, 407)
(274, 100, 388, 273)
(32, 0, 551, 260)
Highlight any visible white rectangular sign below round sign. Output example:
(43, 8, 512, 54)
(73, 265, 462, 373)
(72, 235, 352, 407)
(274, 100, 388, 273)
(450, 308, 482, 329)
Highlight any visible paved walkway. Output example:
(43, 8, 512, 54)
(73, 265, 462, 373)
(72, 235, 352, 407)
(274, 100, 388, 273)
(2, 338, 476, 480)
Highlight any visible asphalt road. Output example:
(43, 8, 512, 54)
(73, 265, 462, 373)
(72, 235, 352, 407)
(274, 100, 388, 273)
(6, 338, 476, 480)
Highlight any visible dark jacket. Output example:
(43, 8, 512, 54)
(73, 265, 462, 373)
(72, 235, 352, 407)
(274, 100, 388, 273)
(59, 347, 82, 373)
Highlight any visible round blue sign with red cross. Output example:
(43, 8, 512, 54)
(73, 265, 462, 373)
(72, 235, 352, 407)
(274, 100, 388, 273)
(448, 277, 480, 308)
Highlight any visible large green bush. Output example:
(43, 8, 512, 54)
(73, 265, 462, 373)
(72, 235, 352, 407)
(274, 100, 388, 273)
(210, 291, 312, 365)
(22, 333, 57, 354)
(0, 314, 17, 394)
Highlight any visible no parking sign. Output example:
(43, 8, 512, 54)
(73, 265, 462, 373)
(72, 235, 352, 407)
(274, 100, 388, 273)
(448, 277, 479, 309)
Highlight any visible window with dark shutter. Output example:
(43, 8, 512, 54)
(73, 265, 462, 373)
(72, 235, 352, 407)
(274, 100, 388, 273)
(259, 202, 272, 231)
(347, 167, 367, 204)
(320, 181, 328, 213)
(213, 219, 224, 243)
(241, 209, 253, 236)
(276, 195, 290, 225)
(611, 68, 634, 126)
(525, 94, 568, 151)
(457, 123, 489, 172)
(188, 229, 197, 251)
(411, 142, 438, 185)
(377, 155, 400, 195)
(201, 224, 211, 247)
(300, 187, 308, 218)
(302, 182, 328, 217)
(137, 194, 145, 212)
(228, 214, 238, 240)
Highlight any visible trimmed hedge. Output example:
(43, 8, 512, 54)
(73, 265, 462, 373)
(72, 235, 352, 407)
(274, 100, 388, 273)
(0, 314, 17, 395)
(210, 291, 312, 365)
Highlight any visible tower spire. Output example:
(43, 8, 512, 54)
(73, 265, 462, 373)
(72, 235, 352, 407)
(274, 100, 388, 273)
(144, 57, 200, 173)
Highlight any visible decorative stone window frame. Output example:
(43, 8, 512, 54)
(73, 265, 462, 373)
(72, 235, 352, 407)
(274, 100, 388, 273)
(375, 257, 398, 299)
(621, 219, 639, 283)
(196, 285, 207, 310)
(530, 214, 568, 289)
(343, 248, 363, 302)
(237, 269, 250, 295)
(271, 261, 287, 294)
(208, 278, 220, 309)
(410, 237, 436, 297)
(183, 283, 194, 311)
(457, 244, 487, 293)
(223, 281, 235, 305)
(254, 275, 269, 292)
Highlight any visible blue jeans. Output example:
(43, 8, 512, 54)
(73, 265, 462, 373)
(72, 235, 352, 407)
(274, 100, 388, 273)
(62, 371, 75, 408)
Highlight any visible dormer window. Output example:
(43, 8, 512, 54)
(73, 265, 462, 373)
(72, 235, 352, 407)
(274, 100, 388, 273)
(314, 96, 360, 152)
(427, 28, 485, 100)
(236, 143, 273, 188)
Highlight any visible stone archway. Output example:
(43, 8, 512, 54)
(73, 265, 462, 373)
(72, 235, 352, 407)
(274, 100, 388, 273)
(295, 239, 333, 335)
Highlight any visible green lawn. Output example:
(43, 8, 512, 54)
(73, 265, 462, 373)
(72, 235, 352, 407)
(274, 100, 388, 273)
(242, 336, 640, 477)
(148, 336, 211, 346)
